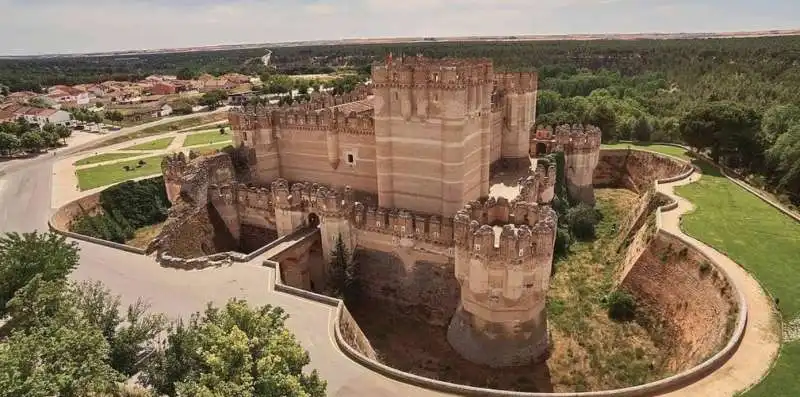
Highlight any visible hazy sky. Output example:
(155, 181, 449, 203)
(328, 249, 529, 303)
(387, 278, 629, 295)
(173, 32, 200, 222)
(2, 0, 798, 55)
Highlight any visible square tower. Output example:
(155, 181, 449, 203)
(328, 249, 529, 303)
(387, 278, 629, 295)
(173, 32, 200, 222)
(372, 56, 495, 217)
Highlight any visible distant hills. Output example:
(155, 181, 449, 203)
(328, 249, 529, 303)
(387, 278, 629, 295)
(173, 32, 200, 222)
(4, 29, 800, 60)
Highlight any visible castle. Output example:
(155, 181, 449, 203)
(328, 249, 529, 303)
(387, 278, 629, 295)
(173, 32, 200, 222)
(159, 55, 601, 367)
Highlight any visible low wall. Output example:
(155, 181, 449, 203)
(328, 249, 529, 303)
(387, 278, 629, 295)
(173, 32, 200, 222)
(48, 191, 146, 255)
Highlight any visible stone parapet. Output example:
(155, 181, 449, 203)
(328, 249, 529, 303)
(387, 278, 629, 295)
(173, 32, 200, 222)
(353, 204, 455, 246)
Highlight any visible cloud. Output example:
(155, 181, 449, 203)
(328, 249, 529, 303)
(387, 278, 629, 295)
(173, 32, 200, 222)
(0, 0, 797, 55)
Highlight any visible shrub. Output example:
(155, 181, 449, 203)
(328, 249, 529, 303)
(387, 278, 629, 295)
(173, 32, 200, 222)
(99, 177, 170, 229)
(607, 290, 637, 321)
(566, 204, 601, 241)
(699, 261, 712, 274)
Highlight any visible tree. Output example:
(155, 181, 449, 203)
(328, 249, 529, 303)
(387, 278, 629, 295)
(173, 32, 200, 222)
(0, 132, 20, 155)
(632, 116, 653, 142)
(766, 125, 800, 203)
(105, 110, 124, 122)
(536, 90, 562, 117)
(679, 101, 762, 168)
(761, 104, 800, 145)
(588, 101, 618, 142)
(199, 89, 229, 110)
(328, 234, 358, 301)
(41, 128, 60, 148)
(19, 131, 44, 152)
(55, 124, 72, 144)
(565, 204, 601, 241)
(0, 313, 122, 397)
(607, 290, 636, 321)
(0, 232, 79, 317)
(141, 299, 326, 397)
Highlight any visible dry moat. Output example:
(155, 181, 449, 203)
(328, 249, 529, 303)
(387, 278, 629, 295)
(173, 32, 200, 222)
(349, 189, 668, 392)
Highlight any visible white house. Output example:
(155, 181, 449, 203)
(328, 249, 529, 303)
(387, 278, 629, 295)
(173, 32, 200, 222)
(15, 108, 71, 126)
(152, 104, 173, 118)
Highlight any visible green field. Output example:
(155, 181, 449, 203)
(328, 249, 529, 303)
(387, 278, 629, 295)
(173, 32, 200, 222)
(183, 130, 233, 147)
(191, 141, 234, 155)
(671, 161, 800, 397)
(76, 155, 165, 191)
(122, 137, 175, 151)
(601, 142, 691, 161)
(74, 152, 141, 166)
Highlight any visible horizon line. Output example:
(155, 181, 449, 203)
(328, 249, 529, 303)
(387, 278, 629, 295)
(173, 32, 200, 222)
(3, 28, 799, 59)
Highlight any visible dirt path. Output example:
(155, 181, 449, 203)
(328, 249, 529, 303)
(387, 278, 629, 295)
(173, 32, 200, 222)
(656, 172, 780, 397)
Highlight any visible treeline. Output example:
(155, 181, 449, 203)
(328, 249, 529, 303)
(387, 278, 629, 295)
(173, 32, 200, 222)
(71, 177, 170, 243)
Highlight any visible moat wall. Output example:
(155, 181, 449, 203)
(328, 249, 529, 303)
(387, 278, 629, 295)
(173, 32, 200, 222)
(594, 149, 692, 193)
(353, 229, 459, 326)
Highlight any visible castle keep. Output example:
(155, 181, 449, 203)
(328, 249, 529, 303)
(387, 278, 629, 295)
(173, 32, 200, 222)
(159, 55, 601, 367)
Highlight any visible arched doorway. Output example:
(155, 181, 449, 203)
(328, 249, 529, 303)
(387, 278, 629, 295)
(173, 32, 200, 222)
(308, 213, 320, 228)
(535, 142, 547, 157)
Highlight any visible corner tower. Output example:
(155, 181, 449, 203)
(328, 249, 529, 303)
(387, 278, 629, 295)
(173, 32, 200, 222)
(372, 56, 495, 217)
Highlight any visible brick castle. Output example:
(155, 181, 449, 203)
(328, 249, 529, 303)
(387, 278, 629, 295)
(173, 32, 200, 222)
(159, 55, 601, 367)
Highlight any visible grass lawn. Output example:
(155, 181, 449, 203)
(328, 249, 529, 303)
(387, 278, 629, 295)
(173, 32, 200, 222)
(188, 142, 234, 156)
(602, 142, 691, 161)
(76, 155, 165, 191)
(183, 130, 233, 147)
(121, 137, 175, 151)
(671, 159, 800, 397)
(746, 341, 800, 397)
(86, 112, 228, 149)
(74, 152, 141, 166)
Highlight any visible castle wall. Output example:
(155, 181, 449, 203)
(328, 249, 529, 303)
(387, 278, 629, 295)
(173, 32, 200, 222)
(497, 73, 537, 164)
(490, 110, 504, 164)
(277, 128, 379, 194)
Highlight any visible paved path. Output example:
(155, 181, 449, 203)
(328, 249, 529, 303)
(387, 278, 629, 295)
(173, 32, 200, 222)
(0, 144, 780, 396)
(656, 172, 780, 397)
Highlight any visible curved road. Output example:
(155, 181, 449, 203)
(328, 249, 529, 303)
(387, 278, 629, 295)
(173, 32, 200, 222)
(0, 139, 776, 396)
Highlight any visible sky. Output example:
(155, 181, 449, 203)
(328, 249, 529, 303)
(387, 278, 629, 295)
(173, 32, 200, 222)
(1, 0, 798, 56)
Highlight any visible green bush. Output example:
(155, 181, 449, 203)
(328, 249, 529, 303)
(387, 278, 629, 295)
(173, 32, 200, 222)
(99, 177, 170, 229)
(607, 290, 637, 321)
(70, 177, 170, 243)
(566, 204, 602, 241)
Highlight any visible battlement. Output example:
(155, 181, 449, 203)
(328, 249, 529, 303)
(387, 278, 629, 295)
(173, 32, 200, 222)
(453, 199, 557, 259)
(269, 178, 356, 217)
(372, 55, 494, 88)
(551, 124, 602, 154)
(353, 204, 455, 246)
(230, 89, 375, 136)
(519, 162, 558, 204)
(495, 72, 539, 94)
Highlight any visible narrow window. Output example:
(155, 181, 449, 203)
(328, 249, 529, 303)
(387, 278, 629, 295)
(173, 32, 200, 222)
(242, 131, 248, 141)
(394, 92, 399, 100)
(474, 244, 481, 252)
(347, 154, 354, 164)
(433, 73, 440, 82)
(519, 248, 525, 257)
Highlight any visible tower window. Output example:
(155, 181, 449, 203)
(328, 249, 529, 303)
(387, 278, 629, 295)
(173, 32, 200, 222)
(433, 73, 440, 82)
(242, 131, 248, 141)
(347, 154, 354, 164)
(394, 92, 399, 100)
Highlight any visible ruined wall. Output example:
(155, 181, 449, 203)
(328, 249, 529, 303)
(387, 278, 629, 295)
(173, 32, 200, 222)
(594, 149, 692, 193)
(154, 203, 238, 259)
(620, 232, 737, 372)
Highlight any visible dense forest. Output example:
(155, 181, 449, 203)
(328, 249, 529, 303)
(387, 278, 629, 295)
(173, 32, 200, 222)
(2, 37, 800, 204)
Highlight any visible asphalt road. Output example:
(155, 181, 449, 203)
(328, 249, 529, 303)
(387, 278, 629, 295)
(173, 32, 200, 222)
(0, 116, 447, 396)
